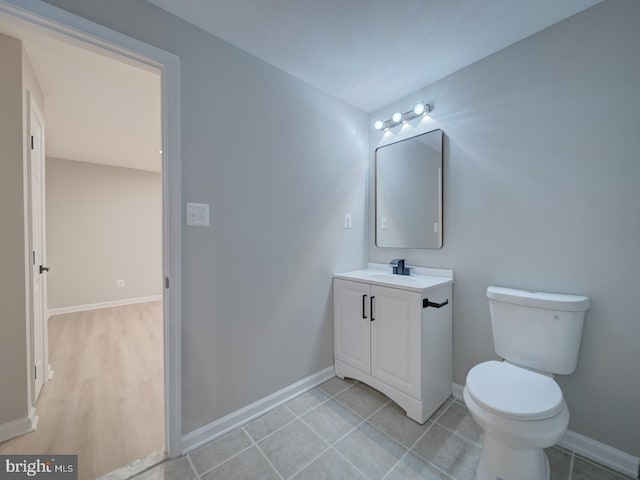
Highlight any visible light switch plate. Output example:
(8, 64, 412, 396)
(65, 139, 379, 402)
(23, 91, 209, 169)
(186, 202, 210, 227)
(344, 213, 352, 229)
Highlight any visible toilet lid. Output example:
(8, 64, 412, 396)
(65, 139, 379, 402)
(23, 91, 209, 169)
(466, 361, 564, 420)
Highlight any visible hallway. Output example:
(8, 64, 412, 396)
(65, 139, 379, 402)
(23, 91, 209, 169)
(0, 302, 164, 479)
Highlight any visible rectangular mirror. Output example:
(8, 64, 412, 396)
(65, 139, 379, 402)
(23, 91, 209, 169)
(375, 129, 443, 248)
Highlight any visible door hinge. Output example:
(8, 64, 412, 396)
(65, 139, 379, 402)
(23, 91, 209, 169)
(31, 135, 34, 150)
(164, 276, 169, 289)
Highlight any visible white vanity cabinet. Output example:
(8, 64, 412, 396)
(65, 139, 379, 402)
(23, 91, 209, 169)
(333, 265, 453, 424)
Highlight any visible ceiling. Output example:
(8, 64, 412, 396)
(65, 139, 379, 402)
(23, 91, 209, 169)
(146, 0, 603, 113)
(0, 17, 161, 172)
(0, 1, 602, 172)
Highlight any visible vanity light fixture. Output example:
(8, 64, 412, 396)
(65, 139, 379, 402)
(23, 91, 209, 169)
(374, 102, 432, 130)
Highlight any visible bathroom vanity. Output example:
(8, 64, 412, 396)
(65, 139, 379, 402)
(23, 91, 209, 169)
(333, 263, 453, 423)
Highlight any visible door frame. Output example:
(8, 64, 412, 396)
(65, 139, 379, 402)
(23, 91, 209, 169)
(0, 0, 183, 457)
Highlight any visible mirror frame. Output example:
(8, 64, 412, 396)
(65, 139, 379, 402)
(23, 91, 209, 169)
(374, 128, 443, 249)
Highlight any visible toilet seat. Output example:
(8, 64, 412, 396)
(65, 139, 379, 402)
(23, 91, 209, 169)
(466, 361, 563, 420)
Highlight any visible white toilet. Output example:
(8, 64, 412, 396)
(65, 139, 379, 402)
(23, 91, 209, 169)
(463, 286, 590, 480)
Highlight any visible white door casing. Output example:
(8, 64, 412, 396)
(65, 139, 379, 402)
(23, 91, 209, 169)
(1, 0, 182, 456)
(28, 91, 47, 403)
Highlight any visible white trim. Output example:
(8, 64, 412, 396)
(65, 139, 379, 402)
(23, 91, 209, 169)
(452, 382, 639, 478)
(559, 430, 639, 478)
(47, 295, 163, 316)
(182, 366, 335, 454)
(95, 450, 166, 480)
(0, 0, 182, 458)
(0, 407, 38, 443)
(452, 382, 464, 401)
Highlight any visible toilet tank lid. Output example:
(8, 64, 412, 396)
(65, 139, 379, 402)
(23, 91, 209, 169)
(487, 286, 590, 312)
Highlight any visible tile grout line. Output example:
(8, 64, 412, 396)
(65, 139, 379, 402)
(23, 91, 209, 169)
(328, 445, 373, 480)
(268, 402, 333, 479)
(433, 419, 483, 448)
(185, 454, 201, 480)
(281, 446, 332, 480)
(568, 451, 575, 480)
(287, 390, 333, 418)
(191, 381, 357, 479)
(570, 452, 633, 480)
(252, 381, 361, 479)
(253, 441, 286, 480)
(315, 381, 455, 480)
(321, 399, 394, 479)
(317, 379, 358, 399)
(380, 422, 454, 480)
(193, 438, 257, 478)
(429, 397, 485, 448)
(243, 423, 288, 480)
(283, 383, 375, 479)
(379, 399, 457, 480)
(284, 379, 394, 480)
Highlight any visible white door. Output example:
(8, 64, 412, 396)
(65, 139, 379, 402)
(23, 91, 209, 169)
(334, 279, 371, 374)
(370, 285, 422, 399)
(29, 94, 47, 402)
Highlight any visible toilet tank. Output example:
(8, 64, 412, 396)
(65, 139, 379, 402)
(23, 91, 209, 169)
(487, 286, 590, 375)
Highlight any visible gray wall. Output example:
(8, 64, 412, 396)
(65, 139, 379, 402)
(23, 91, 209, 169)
(0, 34, 45, 424)
(369, 0, 640, 456)
(46, 158, 162, 309)
(0, 33, 29, 425)
(41, 0, 369, 434)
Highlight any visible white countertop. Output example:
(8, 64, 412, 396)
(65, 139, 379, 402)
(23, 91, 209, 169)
(334, 263, 453, 294)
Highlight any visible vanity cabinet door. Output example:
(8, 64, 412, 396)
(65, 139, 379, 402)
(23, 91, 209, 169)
(370, 285, 422, 399)
(334, 279, 371, 375)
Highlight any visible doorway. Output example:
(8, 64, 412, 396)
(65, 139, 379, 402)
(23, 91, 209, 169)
(0, 0, 182, 469)
(28, 93, 47, 403)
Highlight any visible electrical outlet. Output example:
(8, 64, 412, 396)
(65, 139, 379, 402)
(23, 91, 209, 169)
(344, 213, 352, 229)
(117, 279, 125, 288)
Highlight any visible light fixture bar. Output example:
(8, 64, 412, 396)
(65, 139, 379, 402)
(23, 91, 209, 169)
(374, 102, 432, 130)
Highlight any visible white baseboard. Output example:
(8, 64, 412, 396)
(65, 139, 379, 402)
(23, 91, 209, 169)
(0, 407, 38, 443)
(452, 382, 464, 401)
(181, 366, 335, 454)
(452, 382, 639, 478)
(48, 295, 162, 316)
(559, 429, 639, 478)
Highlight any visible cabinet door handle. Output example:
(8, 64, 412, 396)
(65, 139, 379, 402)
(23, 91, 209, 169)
(370, 296, 375, 321)
(362, 294, 368, 319)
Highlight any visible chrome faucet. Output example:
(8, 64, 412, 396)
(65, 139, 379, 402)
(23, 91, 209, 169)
(390, 258, 411, 276)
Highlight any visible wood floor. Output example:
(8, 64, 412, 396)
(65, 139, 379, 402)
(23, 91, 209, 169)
(0, 301, 164, 480)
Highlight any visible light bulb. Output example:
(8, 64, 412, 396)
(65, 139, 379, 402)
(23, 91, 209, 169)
(413, 102, 425, 115)
(392, 112, 402, 123)
(374, 120, 384, 130)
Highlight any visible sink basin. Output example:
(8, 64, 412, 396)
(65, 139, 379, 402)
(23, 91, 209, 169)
(370, 274, 415, 282)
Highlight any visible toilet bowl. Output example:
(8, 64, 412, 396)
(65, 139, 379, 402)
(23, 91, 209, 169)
(464, 361, 569, 480)
(465, 286, 589, 480)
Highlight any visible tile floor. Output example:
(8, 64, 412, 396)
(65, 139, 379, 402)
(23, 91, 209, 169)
(133, 377, 633, 480)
